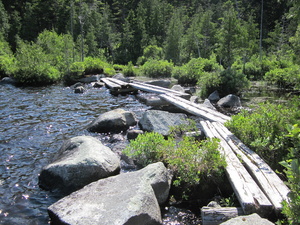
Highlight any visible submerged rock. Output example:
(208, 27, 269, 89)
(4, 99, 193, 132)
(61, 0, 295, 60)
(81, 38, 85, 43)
(138, 110, 189, 136)
(74, 86, 86, 93)
(48, 162, 172, 225)
(39, 136, 120, 193)
(87, 108, 137, 133)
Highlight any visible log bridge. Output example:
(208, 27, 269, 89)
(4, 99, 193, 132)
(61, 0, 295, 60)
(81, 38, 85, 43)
(101, 78, 290, 221)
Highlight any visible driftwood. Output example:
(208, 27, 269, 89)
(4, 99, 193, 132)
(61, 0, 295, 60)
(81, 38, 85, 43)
(160, 94, 230, 124)
(201, 207, 244, 225)
(200, 120, 273, 215)
(129, 81, 190, 99)
(212, 122, 290, 212)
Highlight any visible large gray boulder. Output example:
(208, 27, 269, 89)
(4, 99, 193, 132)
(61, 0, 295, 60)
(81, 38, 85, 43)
(220, 213, 274, 225)
(48, 162, 172, 225)
(87, 108, 137, 133)
(39, 136, 120, 193)
(217, 94, 241, 108)
(171, 84, 185, 93)
(208, 90, 220, 102)
(138, 110, 189, 136)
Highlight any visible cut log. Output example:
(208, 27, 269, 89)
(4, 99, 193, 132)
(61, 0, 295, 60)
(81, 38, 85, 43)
(212, 122, 290, 212)
(201, 207, 244, 225)
(200, 121, 272, 215)
(105, 77, 129, 88)
(160, 94, 230, 124)
(129, 81, 190, 99)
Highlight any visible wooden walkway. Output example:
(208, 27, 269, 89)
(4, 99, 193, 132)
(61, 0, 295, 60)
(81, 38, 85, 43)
(101, 77, 290, 216)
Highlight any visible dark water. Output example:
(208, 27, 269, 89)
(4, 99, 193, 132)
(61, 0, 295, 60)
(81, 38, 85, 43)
(0, 83, 149, 224)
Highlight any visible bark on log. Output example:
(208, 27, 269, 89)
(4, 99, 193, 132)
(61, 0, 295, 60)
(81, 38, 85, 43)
(201, 207, 244, 225)
(200, 121, 272, 215)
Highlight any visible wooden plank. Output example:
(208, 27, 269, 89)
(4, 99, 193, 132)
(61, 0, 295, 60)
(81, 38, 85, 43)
(105, 77, 129, 88)
(200, 121, 272, 215)
(212, 122, 290, 211)
(160, 94, 229, 124)
(129, 81, 190, 99)
(201, 207, 244, 225)
(100, 78, 121, 90)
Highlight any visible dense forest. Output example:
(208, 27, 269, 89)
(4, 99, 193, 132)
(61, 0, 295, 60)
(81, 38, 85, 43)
(0, 1, 300, 223)
(0, 0, 299, 91)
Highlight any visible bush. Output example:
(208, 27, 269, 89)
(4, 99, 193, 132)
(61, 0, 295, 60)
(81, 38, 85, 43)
(173, 56, 223, 85)
(14, 40, 61, 85)
(225, 99, 300, 169)
(123, 61, 139, 77)
(136, 45, 163, 66)
(123, 131, 226, 199)
(140, 59, 173, 78)
(280, 124, 300, 224)
(0, 36, 15, 78)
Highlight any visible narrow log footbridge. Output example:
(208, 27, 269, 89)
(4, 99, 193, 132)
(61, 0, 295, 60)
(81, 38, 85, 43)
(101, 78, 290, 217)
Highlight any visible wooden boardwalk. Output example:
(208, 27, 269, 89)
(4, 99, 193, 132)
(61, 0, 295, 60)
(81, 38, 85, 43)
(101, 77, 290, 216)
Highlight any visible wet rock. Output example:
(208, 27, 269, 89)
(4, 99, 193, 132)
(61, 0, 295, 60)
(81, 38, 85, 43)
(79, 74, 104, 83)
(74, 86, 86, 93)
(220, 213, 274, 225)
(217, 94, 241, 108)
(0, 77, 16, 85)
(208, 90, 220, 102)
(146, 80, 171, 88)
(92, 81, 104, 88)
(138, 110, 189, 136)
(39, 136, 120, 193)
(127, 129, 144, 140)
(48, 162, 172, 225)
(202, 99, 217, 110)
(87, 108, 137, 133)
(113, 73, 130, 82)
(171, 84, 185, 93)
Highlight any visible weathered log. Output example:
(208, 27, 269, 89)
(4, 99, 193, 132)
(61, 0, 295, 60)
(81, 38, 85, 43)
(200, 121, 272, 215)
(201, 207, 244, 225)
(129, 81, 190, 99)
(160, 94, 230, 123)
(100, 78, 121, 90)
(105, 77, 129, 88)
(212, 122, 290, 212)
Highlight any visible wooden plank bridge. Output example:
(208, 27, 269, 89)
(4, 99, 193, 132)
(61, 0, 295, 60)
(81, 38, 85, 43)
(101, 77, 290, 217)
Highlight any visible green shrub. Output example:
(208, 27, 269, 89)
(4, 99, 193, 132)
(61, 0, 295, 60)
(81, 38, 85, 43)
(173, 56, 223, 85)
(225, 99, 300, 169)
(140, 59, 173, 78)
(0, 36, 15, 78)
(264, 64, 300, 89)
(136, 45, 163, 66)
(14, 40, 61, 85)
(123, 62, 139, 77)
(123, 131, 226, 199)
(280, 124, 300, 224)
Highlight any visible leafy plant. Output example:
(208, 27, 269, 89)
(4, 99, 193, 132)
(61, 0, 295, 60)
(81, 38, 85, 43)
(280, 124, 300, 224)
(139, 59, 173, 78)
(225, 99, 300, 169)
(123, 129, 226, 199)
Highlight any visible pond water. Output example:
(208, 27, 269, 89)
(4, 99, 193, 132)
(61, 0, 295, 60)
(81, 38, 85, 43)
(0, 82, 149, 224)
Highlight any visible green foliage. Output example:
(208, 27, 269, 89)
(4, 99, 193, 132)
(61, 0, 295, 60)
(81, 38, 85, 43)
(122, 61, 139, 77)
(124, 130, 226, 199)
(172, 56, 223, 85)
(0, 35, 15, 78)
(264, 63, 300, 90)
(14, 40, 61, 85)
(225, 99, 300, 169)
(139, 59, 173, 78)
(65, 57, 115, 83)
(280, 124, 300, 224)
(136, 45, 163, 65)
